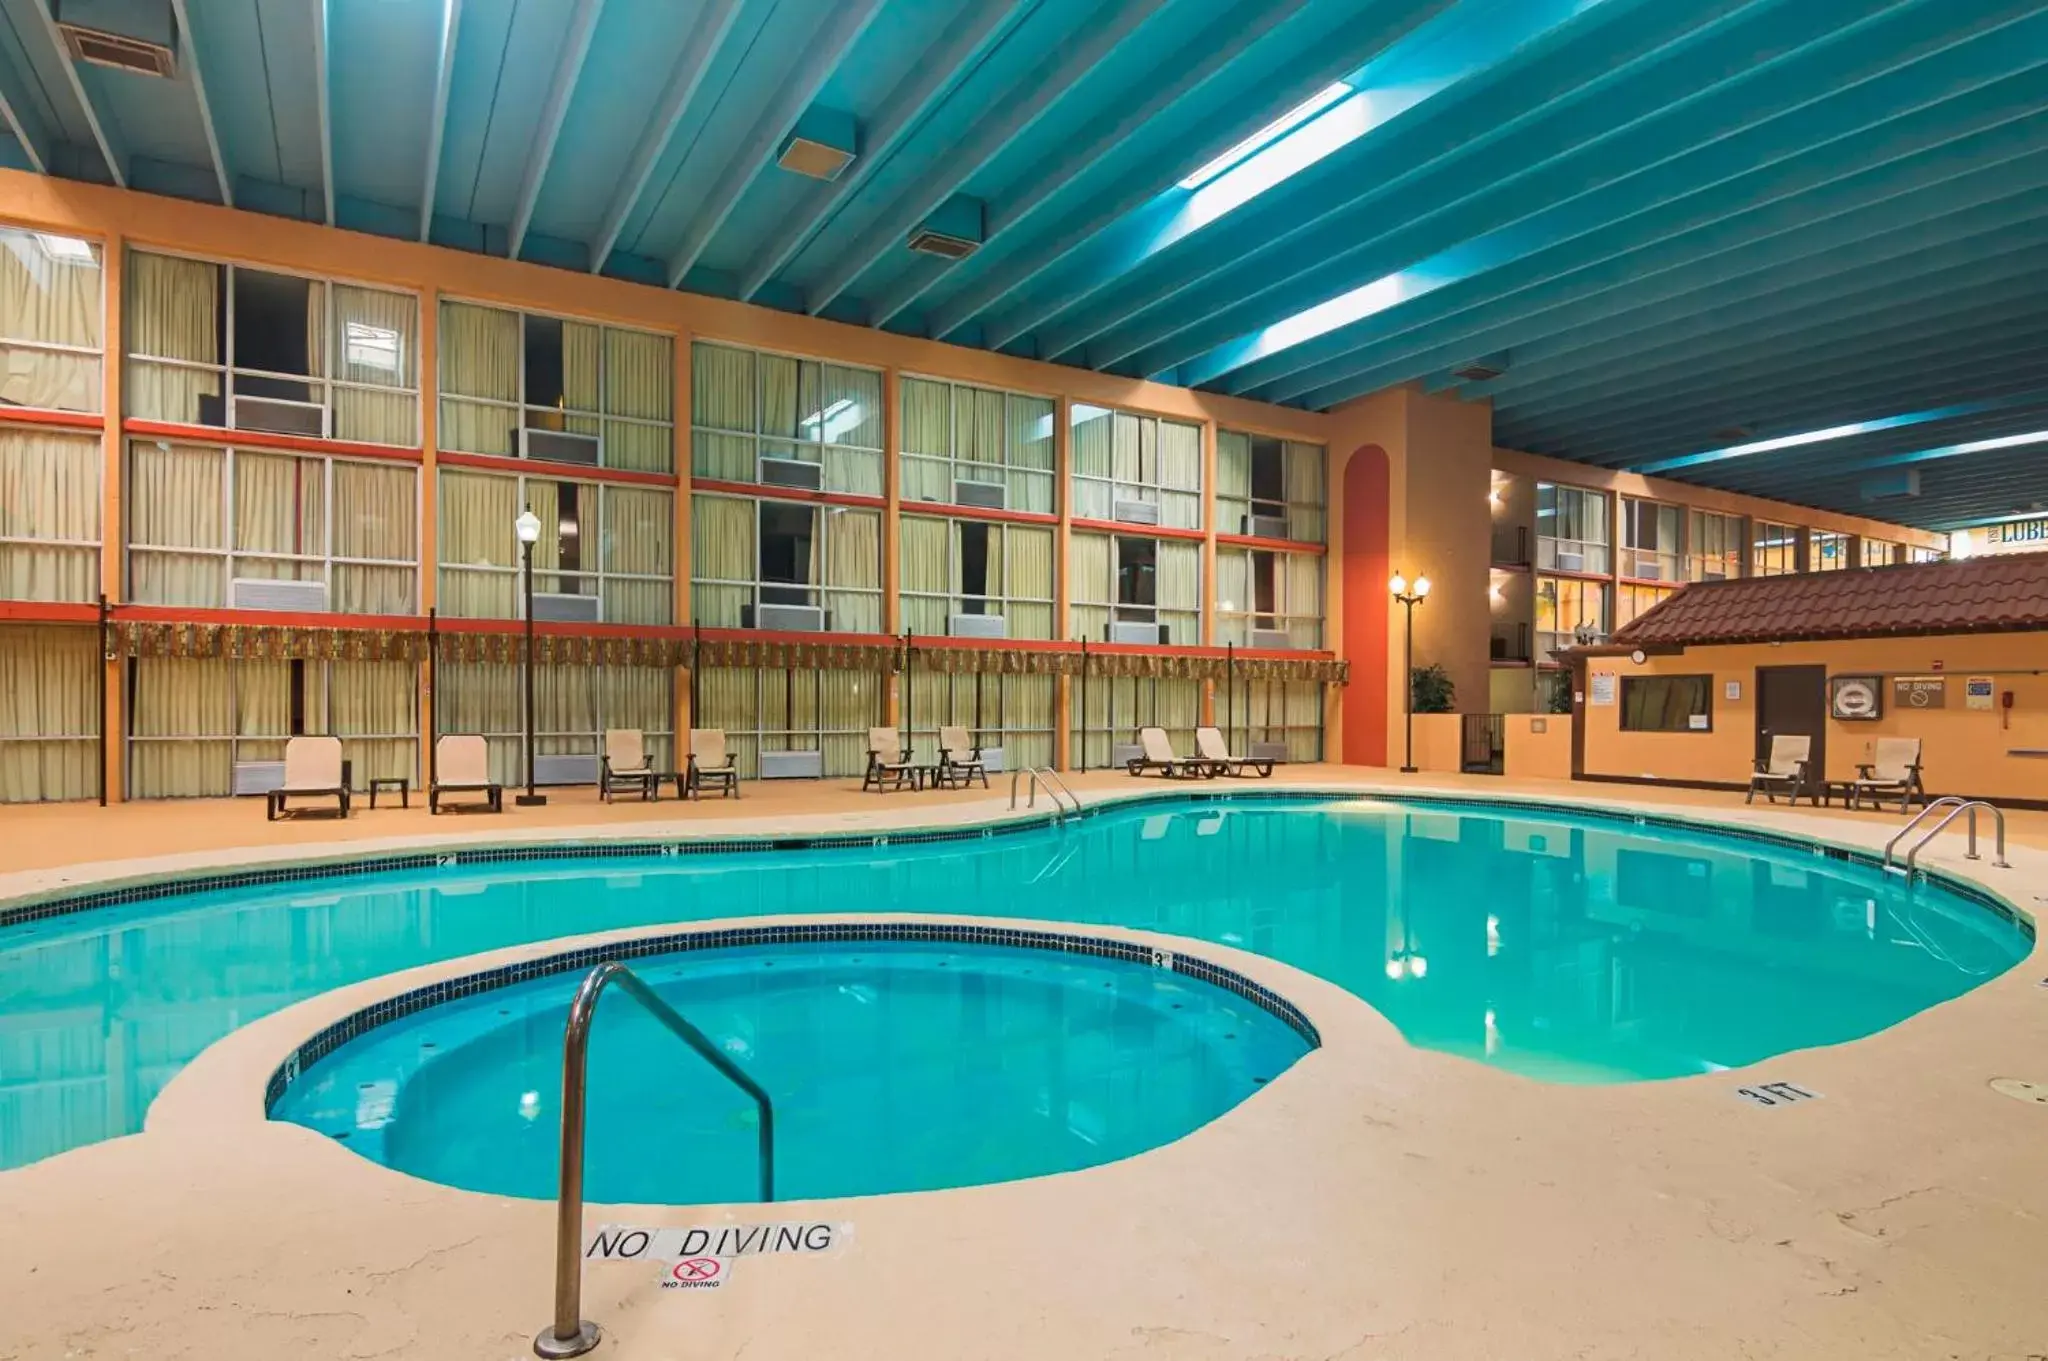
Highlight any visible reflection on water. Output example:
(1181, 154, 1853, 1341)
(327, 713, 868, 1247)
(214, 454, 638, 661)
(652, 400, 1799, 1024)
(0, 797, 2028, 1167)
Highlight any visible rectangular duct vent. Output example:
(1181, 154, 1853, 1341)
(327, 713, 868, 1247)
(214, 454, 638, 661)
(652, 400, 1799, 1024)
(906, 227, 979, 261)
(1450, 352, 1507, 383)
(57, 18, 175, 77)
(907, 194, 984, 261)
(778, 136, 853, 181)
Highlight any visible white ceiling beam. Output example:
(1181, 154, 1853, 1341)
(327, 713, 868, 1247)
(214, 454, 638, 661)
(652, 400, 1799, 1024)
(420, 0, 462, 242)
(508, 0, 606, 260)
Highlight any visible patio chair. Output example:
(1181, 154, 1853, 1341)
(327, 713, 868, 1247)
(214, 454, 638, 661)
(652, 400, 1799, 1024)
(688, 728, 740, 800)
(430, 735, 502, 814)
(863, 727, 915, 792)
(1196, 725, 1274, 778)
(938, 725, 989, 789)
(266, 735, 350, 820)
(1126, 726, 1216, 779)
(1849, 737, 1925, 813)
(600, 728, 658, 803)
(1745, 734, 1815, 806)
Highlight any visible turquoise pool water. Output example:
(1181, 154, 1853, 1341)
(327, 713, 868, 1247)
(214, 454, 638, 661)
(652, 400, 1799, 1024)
(270, 940, 1309, 1202)
(0, 796, 2030, 1171)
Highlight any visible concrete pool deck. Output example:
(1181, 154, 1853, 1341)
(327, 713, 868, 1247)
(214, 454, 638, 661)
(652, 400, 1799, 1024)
(2, 767, 2046, 1360)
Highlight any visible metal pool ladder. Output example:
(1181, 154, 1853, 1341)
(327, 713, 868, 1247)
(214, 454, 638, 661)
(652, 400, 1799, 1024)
(1883, 797, 2010, 873)
(535, 961, 776, 1359)
(1010, 765, 1080, 820)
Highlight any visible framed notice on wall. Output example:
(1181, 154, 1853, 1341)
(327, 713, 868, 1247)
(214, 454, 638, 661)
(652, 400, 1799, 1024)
(1829, 675, 1884, 721)
(1893, 676, 1946, 710)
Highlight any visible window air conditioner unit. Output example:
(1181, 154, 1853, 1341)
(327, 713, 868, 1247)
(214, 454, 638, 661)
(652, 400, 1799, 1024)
(523, 428, 600, 466)
(1251, 628, 1293, 650)
(949, 613, 1008, 640)
(952, 478, 1006, 510)
(1110, 743, 1144, 769)
(1108, 620, 1168, 645)
(1635, 559, 1663, 581)
(1248, 514, 1288, 539)
(759, 456, 824, 491)
(1700, 569, 1728, 581)
(530, 592, 602, 623)
(759, 750, 825, 780)
(230, 578, 329, 612)
(1112, 498, 1160, 526)
(1248, 741, 1289, 764)
(233, 395, 325, 438)
(1555, 550, 1585, 572)
(534, 753, 600, 786)
(979, 747, 1006, 774)
(231, 761, 287, 796)
(755, 603, 827, 632)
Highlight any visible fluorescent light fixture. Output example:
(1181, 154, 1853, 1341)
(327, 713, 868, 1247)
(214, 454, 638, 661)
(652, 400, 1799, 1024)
(1178, 83, 1352, 191)
(33, 232, 95, 263)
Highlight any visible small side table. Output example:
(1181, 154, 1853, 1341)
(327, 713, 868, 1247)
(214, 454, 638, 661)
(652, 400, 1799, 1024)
(369, 776, 410, 809)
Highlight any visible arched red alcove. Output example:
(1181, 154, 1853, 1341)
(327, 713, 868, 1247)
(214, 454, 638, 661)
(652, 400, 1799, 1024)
(1339, 443, 1390, 767)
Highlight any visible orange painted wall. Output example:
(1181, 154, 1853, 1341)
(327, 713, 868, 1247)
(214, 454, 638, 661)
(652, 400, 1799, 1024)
(1409, 713, 1463, 773)
(1582, 634, 2048, 802)
(1503, 714, 1572, 781)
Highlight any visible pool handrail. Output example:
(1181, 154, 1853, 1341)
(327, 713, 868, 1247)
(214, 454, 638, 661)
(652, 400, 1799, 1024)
(536, 961, 776, 1358)
(1010, 766, 1080, 819)
(1884, 797, 2010, 873)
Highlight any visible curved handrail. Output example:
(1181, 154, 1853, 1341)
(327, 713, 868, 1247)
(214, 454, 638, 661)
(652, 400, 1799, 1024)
(1883, 797, 1967, 869)
(1903, 799, 2008, 872)
(535, 962, 775, 1358)
(1036, 766, 1081, 815)
(1009, 766, 1079, 818)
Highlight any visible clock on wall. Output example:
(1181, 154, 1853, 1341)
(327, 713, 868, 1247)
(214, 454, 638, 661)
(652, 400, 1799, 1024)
(1829, 674, 1884, 721)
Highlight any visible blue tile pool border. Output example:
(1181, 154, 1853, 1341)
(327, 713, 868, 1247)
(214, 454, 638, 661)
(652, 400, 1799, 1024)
(261, 921, 1323, 1113)
(2, 787, 2029, 942)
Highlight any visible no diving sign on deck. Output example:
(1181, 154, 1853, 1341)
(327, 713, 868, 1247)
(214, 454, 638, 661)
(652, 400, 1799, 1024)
(586, 1220, 850, 1265)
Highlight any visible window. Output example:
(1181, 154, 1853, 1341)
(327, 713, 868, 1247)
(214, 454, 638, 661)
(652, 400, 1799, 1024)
(1811, 530, 1849, 572)
(1752, 521, 1797, 576)
(691, 342, 880, 493)
(1216, 546, 1322, 647)
(440, 302, 673, 472)
(1218, 677, 1323, 762)
(1616, 582, 1676, 629)
(436, 468, 669, 624)
(128, 441, 418, 612)
(1536, 483, 1609, 574)
(0, 429, 101, 602)
(1535, 575, 1607, 663)
(0, 227, 102, 412)
(1069, 404, 1202, 528)
(899, 515, 1055, 639)
(1071, 676, 1202, 770)
(1217, 429, 1325, 541)
(1620, 675, 1713, 732)
(899, 376, 1054, 514)
(1909, 544, 1943, 564)
(1069, 531, 1201, 644)
(904, 672, 1055, 770)
(436, 660, 670, 787)
(1620, 497, 1682, 581)
(1860, 538, 1901, 567)
(126, 252, 418, 445)
(0, 625, 99, 802)
(1687, 510, 1742, 581)
(694, 666, 880, 779)
(689, 492, 881, 633)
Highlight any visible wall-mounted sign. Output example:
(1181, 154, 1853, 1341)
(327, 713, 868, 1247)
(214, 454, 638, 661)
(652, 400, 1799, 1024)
(1893, 676, 1946, 710)
(1966, 676, 1996, 711)
(1829, 675, 1884, 721)
(1590, 673, 1616, 706)
(1724, 680, 1742, 701)
(1992, 517, 2048, 548)
(1530, 718, 1548, 734)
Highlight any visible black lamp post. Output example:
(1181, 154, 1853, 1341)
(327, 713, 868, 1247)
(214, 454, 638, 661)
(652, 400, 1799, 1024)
(1390, 570, 1432, 774)
(515, 506, 548, 807)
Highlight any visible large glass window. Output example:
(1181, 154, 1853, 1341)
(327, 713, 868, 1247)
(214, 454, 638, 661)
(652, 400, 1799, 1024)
(1616, 582, 1676, 629)
(1687, 510, 1742, 581)
(0, 625, 99, 802)
(1752, 521, 1797, 576)
(899, 376, 1055, 514)
(1216, 546, 1322, 647)
(437, 661, 670, 787)
(0, 227, 102, 412)
(693, 666, 880, 779)
(1535, 575, 1608, 663)
(1536, 482, 1609, 574)
(1860, 538, 1901, 567)
(1069, 530, 1201, 645)
(0, 429, 101, 602)
(1909, 544, 1943, 564)
(439, 302, 673, 472)
(126, 251, 418, 445)
(1811, 530, 1849, 572)
(1217, 430, 1324, 542)
(1069, 404, 1202, 529)
(899, 515, 1054, 639)
(127, 441, 417, 612)
(1620, 675, 1712, 732)
(904, 672, 1055, 771)
(436, 468, 669, 624)
(1071, 675, 1201, 770)
(1620, 497, 1682, 581)
(689, 492, 881, 634)
(690, 342, 881, 494)
(1217, 676, 1323, 762)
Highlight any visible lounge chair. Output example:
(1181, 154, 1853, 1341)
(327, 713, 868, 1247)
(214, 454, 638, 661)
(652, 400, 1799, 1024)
(1126, 726, 1216, 779)
(1849, 737, 1925, 813)
(938, 725, 989, 789)
(688, 728, 740, 800)
(266, 735, 350, 820)
(1746, 734, 1815, 806)
(1196, 725, 1274, 778)
(430, 735, 502, 814)
(600, 728, 658, 803)
(863, 727, 915, 792)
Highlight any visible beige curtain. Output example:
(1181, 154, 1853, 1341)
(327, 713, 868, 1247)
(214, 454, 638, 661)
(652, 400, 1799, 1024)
(689, 493, 754, 626)
(899, 516, 950, 635)
(691, 340, 756, 481)
(695, 667, 759, 777)
(603, 329, 674, 473)
(955, 385, 1002, 471)
(603, 666, 673, 771)
(759, 353, 802, 440)
(438, 662, 522, 783)
(1160, 419, 1202, 529)
(1071, 406, 1112, 476)
(536, 663, 599, 757)
(816, 671, 873, 776)
(825, 508, 881, 634)
(1004, 525, 1053, 639)
(602, 485, 672, 625)
(436, 469, 518, 617)
(126, 252, 220, 423)
(438, 301, 518, 454)
(1000, 674, 1054, 770)
(1068, 531, 1111, 642)
(1284, 441, 1325, 541)
(332, 284, 418, 445)
(1158, 539, 1201, 644)
(331, 660, 417, 784)
(333, 461, 418, 613)
(231, 657, 296, 767)
(0, 626, 97, 802)
(1006, 393, 1054, 514)
(129, 656, 232, 797)
(0, 430, 100, 602)
(128, 441, 225, 606)
(1285, 553, 1323, 646)
(233, 451, 325, 560)
(1215, 547, 1250, 620)
(0, 228, 101, 411)
(900, 377, 952, 503)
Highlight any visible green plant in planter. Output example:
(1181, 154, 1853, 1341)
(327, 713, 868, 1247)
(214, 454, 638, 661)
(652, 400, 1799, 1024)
(1544, 669, 1574, 714)
(1411, 663, 1456, 714)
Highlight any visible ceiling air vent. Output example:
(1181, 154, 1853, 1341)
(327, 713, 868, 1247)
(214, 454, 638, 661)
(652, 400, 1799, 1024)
(907, 194, 984, 262)
(777, 107, 856, 181)
(56, 7, 175, 76)
(1450, 352, 1508, 384)
(1711, 425, 1754, 443)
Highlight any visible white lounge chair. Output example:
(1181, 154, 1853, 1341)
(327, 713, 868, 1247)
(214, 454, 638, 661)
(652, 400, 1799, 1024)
(601, 728, 658, 802)
(1126, 726, 1215, 779)
(1849, 737, 1925, 813)
(266, 735, 349, 820)
(938, 725, 989, 789)
(1746, 734, 1815, 806)
(688, 728, 739, 800)
(1196, 725, 1274, 778)
(430, 735, 502, 814)
(863, 727, 915, 792)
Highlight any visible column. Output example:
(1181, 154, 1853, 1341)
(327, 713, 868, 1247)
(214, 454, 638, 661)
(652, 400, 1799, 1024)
(1053, 396, 1073, 771)
(417, 289, 439, 780)
(673, 331, 693, 738)
(99, 233, 124, 803)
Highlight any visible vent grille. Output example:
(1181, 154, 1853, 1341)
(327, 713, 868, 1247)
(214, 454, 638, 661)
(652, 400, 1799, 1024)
(777, 136, 853, 181)
(1451, 359, 1506, 383)
(759, 456, 824, 490)
(952, 478, 1006, 510)
(59, 23, 176, 77)
(906, 228, 979, 261)
(1112, 498, 1160, 526)
(530, 592, 601, 623)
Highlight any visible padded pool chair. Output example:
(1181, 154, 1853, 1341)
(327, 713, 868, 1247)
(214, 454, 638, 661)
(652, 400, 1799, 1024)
(1196, 726, 1274, 778)
(1126, 726, 1215, 779)
(863, 727, 915, 792)
(938, 725, 989, 789)
(1746, 734, 1816, 806)
(601, 728, 658, 803)
(267, 735, 350, 820)
(1849, 737, 1925, 813)
(688, 728, 740, 800)
(430, 735, 502, 814)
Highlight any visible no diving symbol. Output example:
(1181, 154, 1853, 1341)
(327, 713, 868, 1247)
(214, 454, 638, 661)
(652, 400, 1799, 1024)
(665, 1257, 725, 1291)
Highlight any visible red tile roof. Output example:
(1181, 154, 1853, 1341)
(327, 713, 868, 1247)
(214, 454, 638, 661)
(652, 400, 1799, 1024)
(1610, 551, 2048, 647)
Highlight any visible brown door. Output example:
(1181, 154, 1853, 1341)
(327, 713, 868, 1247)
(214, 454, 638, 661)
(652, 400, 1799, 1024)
(1756, 665, 1827, 775)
